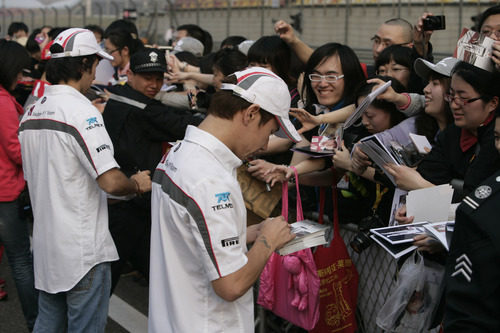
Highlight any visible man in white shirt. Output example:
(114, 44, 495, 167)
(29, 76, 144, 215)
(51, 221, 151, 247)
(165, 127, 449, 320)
(19, 28, 151, 332)
(149, 67, 301, 332)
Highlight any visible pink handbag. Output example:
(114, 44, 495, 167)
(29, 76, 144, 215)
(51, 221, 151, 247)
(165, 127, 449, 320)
(257, 167, 320, 330)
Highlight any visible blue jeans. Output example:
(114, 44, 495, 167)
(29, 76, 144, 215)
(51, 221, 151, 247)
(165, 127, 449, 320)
(0, 198, 38, 330)
(33, 262, 112, 333)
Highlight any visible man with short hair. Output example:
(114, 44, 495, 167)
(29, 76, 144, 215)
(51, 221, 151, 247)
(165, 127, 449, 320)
(148, 67, 300, 332)
(371, 18, 414, 61)
(18, 28, 151, 332)
(102, 48, 203, 292)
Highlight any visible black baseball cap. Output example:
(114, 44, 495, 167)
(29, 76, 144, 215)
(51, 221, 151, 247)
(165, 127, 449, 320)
(130, 48, 167, 73)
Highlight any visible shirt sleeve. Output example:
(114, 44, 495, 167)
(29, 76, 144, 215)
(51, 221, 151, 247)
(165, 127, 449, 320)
(188, 177, 248, 281)
(73, 107, 119, 178)
(0, 97, 22, 166)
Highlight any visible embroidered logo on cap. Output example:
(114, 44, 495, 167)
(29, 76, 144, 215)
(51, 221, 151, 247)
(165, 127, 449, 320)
(149, 51, 158, 63)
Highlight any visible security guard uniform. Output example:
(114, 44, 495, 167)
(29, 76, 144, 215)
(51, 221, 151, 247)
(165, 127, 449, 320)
(444, 170, 500, 331)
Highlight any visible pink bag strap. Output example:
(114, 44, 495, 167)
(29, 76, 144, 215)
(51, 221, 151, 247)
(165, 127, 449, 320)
(281, 166, 303, 222)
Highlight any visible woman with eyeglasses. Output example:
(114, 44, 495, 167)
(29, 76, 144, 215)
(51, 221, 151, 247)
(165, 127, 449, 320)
(384, 61, 500, 201)
(103, 29, 144, 85)
(375, 45, 425, 94)
(248, 43, 365, 178)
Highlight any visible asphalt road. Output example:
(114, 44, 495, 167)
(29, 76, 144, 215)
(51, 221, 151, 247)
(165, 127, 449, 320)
(0, 256, 148, 333)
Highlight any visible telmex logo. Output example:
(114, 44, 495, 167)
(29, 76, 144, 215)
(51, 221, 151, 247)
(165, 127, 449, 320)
(86, 117, 98, 126)
(215, 192, 230, 203)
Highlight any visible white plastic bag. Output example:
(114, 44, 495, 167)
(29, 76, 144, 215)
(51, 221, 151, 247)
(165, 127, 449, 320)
(376, 252, 444, 332)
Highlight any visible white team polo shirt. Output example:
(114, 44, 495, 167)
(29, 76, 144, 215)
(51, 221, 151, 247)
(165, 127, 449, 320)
(19, 85, 119, 293)
(149, 125, 253, 333)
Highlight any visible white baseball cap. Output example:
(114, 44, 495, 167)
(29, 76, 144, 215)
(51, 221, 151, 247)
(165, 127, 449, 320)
(221, 67, 302, 143)
(414, 57, 459, 80)
(50, 28, 113, 60)
(173, 36, 204, 57)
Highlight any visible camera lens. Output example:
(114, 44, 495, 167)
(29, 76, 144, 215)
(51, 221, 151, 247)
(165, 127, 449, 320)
(350, 230, 373, 254)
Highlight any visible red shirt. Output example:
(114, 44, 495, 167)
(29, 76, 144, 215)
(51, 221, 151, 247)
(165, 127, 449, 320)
(0, 85, 25, 201)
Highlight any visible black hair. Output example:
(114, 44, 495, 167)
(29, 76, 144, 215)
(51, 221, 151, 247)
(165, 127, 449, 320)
(177, 24, 212, 55)
(247, 35, 293, 86)
(105, 29, 143, 56)
(0, 40, 31, 91)
(220, 35, 246, 49)
(199, 52, 217, 74)
(104, 19, 138, 38)
(213, 48, 247, 76)
(45, 43, 99, 84)
(413, 72, 454, 143)
(451, 61, 500, 102)
(7, 22, 28, 37)
(303, 42, 365, 108)
(175, 51, 200, 67)
(375, 45, 424, 93)
(26, 28, 42, 54)
(478, 5, 500, 32)
(84, 24, 104, 40)
(355, 75, 407, 128)
(48, 27, 69, 41)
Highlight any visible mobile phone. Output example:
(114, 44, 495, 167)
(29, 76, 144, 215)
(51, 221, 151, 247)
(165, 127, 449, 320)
(422, 15, 446, 31)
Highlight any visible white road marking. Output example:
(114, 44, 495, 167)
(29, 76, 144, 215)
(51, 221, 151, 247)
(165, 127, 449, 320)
(109, 295, 148, 332)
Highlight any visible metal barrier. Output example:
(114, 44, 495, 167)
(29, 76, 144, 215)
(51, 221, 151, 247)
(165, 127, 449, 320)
(340, 224, 398, 333)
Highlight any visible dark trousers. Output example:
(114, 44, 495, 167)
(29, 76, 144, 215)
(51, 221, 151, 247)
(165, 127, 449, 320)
(108, 200, 151, 294)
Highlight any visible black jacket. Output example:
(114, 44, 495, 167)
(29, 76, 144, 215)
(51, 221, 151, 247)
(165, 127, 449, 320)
(417, 120, 500, 201)
(102, 84, 203, 176)
(443, 170, 500, 332)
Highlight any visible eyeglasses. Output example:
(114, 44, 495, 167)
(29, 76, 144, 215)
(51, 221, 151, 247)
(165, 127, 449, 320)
(444, 93, 483, 106)
(370, 36, 412, 48)
(377, 67, 409, 76)
(105, 48, 120, 54)
(481, 29, 500, 39)
(308, 74, 344, 83)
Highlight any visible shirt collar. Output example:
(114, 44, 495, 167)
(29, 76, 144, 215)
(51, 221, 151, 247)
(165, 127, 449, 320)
(44, 84, 91, 103)
(184, 125, 242, 172)
(459, 112, 495, 152)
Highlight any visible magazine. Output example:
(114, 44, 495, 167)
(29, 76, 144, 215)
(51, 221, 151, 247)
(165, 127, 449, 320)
(278, 220, 332, 256)
(370, 234, 417, 259)
(343, 80, 392, 130)
(357, 135, 401, 185)
(370, 221, 455, 258)
(454, 28, 495, 72)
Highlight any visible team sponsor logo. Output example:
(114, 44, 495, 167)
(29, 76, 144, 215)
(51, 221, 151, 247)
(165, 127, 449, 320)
(96, 144, 111, 153)
(85, 117, 104, 130)
(212, 192, 233, 211)
(221, 236, 239, 248)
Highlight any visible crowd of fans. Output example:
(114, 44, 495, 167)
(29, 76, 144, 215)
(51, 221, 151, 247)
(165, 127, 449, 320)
(1, 4, 500, 332)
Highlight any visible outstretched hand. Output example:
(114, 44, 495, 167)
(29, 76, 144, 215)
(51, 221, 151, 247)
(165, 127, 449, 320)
(289, 108, 321, 134)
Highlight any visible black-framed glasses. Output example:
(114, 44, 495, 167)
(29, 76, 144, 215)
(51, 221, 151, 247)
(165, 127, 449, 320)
(444, 93, 483, 106)
(105, 48, 121, 54)
(308, 73, 344, 83)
